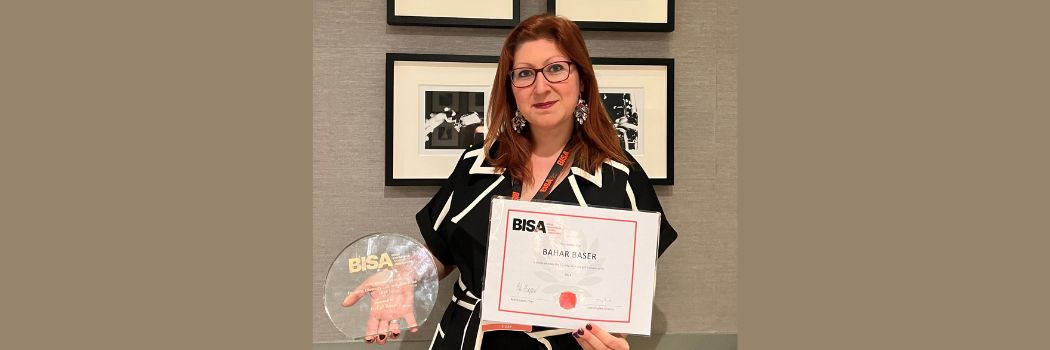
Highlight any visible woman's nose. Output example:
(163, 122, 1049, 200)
(533, 75, 553, 93)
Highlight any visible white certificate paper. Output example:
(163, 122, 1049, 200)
(481, 197, 661, 335)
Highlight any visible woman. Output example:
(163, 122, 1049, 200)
(352, 14, 677, 350)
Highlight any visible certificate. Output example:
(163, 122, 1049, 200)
(481, 197, 662, 335)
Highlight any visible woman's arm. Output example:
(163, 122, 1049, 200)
(432, 251, 456, 280)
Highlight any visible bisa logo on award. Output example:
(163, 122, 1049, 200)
(347, 253, 394, 273)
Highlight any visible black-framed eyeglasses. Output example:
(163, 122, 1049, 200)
(508, 61, 574, 88)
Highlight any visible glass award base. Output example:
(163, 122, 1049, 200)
(323, 233, 440, 341)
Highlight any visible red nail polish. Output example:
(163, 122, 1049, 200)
(585, 323, 593, 331)
(572, 330, 580, 338)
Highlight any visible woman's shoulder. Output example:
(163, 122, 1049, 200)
(455, 142, 495, 164)
(591, 150, 638, 176)
(456, 139, 507, 164)
(446, 142, 503, 180)
(592, 151, 654, 186)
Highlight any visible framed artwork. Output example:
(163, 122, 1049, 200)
(386, 54, 674, 186)
(592, 57, 674, 185)
(547, 0, 675, 32)
(388, 0, 520, 28)
(386, 53, 500, 186)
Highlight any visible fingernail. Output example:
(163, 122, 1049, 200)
(585, 323, 593, 331)
(365, 337, 373, 343)
(391, 332, 399, 339)
(576, 328, 584, 336)
(379, 334, 386, 341)
(572, 330, 580, 338)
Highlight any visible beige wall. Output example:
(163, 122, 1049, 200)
(313, 0, 737, 342)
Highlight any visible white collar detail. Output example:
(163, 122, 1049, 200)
(570, 166, 602, 188)
(604, 159, 629, 175)
(570, 159, 630, 187)
(465, 148, 503, 175)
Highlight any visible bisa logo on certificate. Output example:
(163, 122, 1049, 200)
(511, 217, 565, 234)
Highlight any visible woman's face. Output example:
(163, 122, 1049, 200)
(510, 39, 582, 133)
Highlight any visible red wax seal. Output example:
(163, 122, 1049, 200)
(559, 291, 577, 309)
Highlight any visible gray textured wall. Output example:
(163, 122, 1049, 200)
(314, 0, 737, 343)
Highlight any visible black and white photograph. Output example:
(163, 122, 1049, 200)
(422, 90, 487, 151)
(600, 92, 642, 152)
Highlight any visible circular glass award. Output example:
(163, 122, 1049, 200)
(323, 233, 440, 341)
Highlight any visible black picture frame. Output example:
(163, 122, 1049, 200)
(388, 0, 520, 29)
(547, 0, 675, 32)
(591, 57, 675, 185)
(386, 53, 500, 186)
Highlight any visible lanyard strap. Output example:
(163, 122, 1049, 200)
(511, 147, 572, 201)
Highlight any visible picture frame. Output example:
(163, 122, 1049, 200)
(386, 53, 500, 186)
(388, 0, 520, 29)
(591, 57, 675, 185)
(546, 0, 675, 32)
(386, 54, 674, 186)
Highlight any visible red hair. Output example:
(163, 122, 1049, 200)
(484, 14, 630, 184)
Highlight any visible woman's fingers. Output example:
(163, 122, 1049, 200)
(375, 314, 389, 345)
(578, 326, 608, 350)
(590, 323, 629, 349)
(364, 312, 380, 344)
(342, 282, 372, 307)
(576, 323, 629, 350)
(402, 309, 419, 333)
(573, 327, 596, 350)
(341, 289, 364, 308)
(388, 319, 401, 339)
(396, 284, 418, 332)
(344, 269, 420, 344)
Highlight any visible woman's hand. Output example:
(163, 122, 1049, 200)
(572, 323, 629, 350)
(341, 267, 419, 345)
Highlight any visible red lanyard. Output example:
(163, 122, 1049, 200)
(510, 147, 572, 201)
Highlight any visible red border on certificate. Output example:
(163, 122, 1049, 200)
(496, 208, 639, 323)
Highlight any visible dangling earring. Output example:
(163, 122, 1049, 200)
(512, 110, 527, 133)
(574, 97, 589, 125)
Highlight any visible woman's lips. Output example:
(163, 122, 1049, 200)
(532, 101, 557, 109)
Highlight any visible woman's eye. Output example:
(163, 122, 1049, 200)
(516, 70, 534, 78)
(548, 64, 564, 72)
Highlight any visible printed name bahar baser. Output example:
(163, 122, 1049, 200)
(541, 248, 598, 260)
